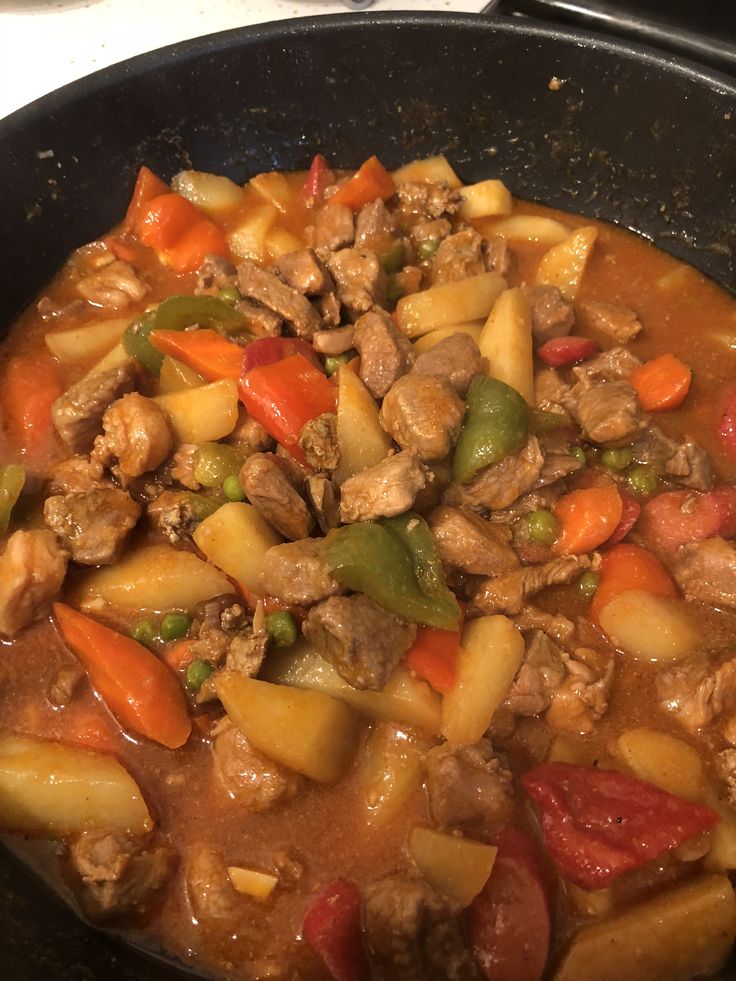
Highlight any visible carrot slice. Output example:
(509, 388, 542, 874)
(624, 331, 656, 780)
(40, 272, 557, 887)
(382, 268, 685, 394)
(590, 543, 677, 624)
(163, 218, 230, 274)
(149, 328, 244, 381)
(53, 603, 191, 750)
(330, 155, 396, 211)
(123, 164, 170, 231)
(405, 624, 462, 694)
(136, 193, 200, 250)
(553, 483, 623, 555)
(630, 353, 692, 412)
(3, 354, 63, 462)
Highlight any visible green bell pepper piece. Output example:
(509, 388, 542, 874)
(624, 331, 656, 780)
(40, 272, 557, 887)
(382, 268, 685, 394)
(381, 512, 458, 614)
(380, 241, 405, 274)
(193, 443, 245, 488)
(0, 465, 25, 535)
(322, 520, 460, 631)
(529, 407, 570, 434)
(123, 295, 246, 375)
(452, 376, 529, 485)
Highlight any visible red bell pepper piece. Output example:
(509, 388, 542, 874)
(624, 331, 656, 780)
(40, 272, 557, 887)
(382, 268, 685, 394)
(536, 336, 599, 367)
(522, 761, 719, 891)
(302, 878, 370, 981)
(717, 386, 736, 462)
(607, 487, 641, 544)
(134, 192, 229, 273)
(638, 486, 736, 553)
(149, 328, 245, 382)
(466, 829, 550, 981)
(303, 153, 335, 205)
(329, 156, 396, 212)
(241, 336, 322, 374)
(404, 623, 462, 694)
(238, 353, 337, 463)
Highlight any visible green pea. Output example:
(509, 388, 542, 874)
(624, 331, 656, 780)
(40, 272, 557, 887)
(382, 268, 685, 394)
(223, 473, 246, 502)
(578, 572, 600, 600)
(627, 464, 659, 498)
(570, 446, 587, 466)
(218, 286, 241, 305)
(186, 659, 215, 692)
(131, 618, 157, 647)
(601, 447, 634, 471)
(324, 353, 351, 377)
(265, 611, 298, 648)
(161, 612, 191, 643)
(416, 238, 440, 261)
(526, 509, 559, 546)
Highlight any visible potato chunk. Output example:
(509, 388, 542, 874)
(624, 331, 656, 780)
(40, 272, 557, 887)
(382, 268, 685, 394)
(333, 365, 392, 485)
(396, 272, 506, 338)
(478, 287, 534, 403)
(193, 502, 282, 594)
(535, 225, 598, 302)
(154, 378, 239, 443)
(598, 590, 698, 661)
(408, 826, 496, 907)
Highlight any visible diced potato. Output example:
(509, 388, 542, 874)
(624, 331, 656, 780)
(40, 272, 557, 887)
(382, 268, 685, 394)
(158, 355, 205, 394)
(655, 265, 698, 293)
(266, 226, 304, 260)
(567, 883, 614, 918)
(535, 226, 598, 302)
(171, 169, 246, 215)
(616, 728, 706, 800)
(193, 502, 282, 594)
(333, 366, 392, 485)
(547, 735, 597, 765)
(412, 322, 484, 354)
(227, 204, 279, 263)
(390, 155, 462, 189)
(442, 616, 524, 745)
(263, 642, 442, 734)
(75, 543, 234, 613)
(249, 172, 296, 213)
(485, 214, 571, 245)
(227, 866, 278, 900)
(457, 179, 512, 220)
(704, 793, 736, 872)
(154, 378, 239, 442)
(554, 874, 736, 981)
(215, 671, 359, 784)
(408, 826, 496, 907)
(82, 341, 131, 378)
(478, 287, 534, 404)
(45, 317, 131, 364)
(357, 723, 429, 828)
(396, 272, 506, 338)
(0, 736, 151, 837)
(598, 590, 698, 662)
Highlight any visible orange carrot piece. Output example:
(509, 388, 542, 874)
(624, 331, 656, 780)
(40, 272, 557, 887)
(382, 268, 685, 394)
(3, 354, 63, 462)
(163, 639, 196, 672)
(630, 353, 692, 412)
(405, 624, 462, 694)
(590, 543, 677, 624)
(53, 603, 191, 750)
(149, 328, 244, 381)
(163, 218, 230, 274)
(553, 484, 623, 555)
(136, 193, 200, 250)
(330, 155, 396, 211)
(123, 165, 170, 231)
(59, 698, 117, 753)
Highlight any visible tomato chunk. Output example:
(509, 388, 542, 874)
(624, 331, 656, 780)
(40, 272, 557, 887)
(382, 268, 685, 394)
(638, 487, 736, 553)
(302, 878, 370, 981)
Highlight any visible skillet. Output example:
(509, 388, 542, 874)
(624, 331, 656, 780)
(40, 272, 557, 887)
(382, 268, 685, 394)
(0, 11, 735, 979)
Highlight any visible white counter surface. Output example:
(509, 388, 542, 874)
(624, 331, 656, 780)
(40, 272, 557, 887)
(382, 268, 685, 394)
(0, 0, 491, 121)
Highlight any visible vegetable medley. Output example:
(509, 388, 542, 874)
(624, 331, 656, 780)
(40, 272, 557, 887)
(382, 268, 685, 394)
(1, 151, 736, 980)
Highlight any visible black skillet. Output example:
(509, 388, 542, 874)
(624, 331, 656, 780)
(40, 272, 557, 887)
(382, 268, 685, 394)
(0, 11, 735, 980)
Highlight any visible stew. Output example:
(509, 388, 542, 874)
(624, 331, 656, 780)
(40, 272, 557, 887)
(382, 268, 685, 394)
(1, 152, 736, 980)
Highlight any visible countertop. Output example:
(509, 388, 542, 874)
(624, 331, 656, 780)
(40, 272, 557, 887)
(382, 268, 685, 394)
(0, 0, 490, 121)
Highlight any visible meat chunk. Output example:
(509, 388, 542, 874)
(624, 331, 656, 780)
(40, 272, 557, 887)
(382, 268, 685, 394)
(188, 596, 250, 666)
(669, 537, 736, 610)
(431, 228, 487, 285)
(47, 664, 85, 707)
(513, 605, 575, 645)
(306, 474, 340, 533)
(311, 203, 355, 251)
(505, 630, 567, 717)
(340, 452, 428, 523)
(657, 652, 736, 734)
(69, 831, 176, 920)
(472, 553, 597, 616)
(632, 425, 712, 491)
(92, 393, 173, 485)
(299, 413, 340, 471)
(213, 721, 301, 811)
(303, 593, 416, 690)
(44, 488, 141, 565)
(324, 248, 387, 317)
(525, 285, 574, 343)
(581, 299, 642, 342)
(395, 181, 462, 226)
(717, 750, 736, 810)
(364, 875, 479, 981)
(354, 198, 396, 250)
(429, 505, 519, 576)
(196, 253, 237, 293)
(353, 309, 414, 399)
(237, 259, 322, 338)
(47, 456, 107, 495)
(224, 631, 268, 678)
(571, 346, 642, 386)
(170, 443, 200, 490)
(570, 381, 648, 446)
(425, 739, 513, 834)
(259, 538, 343, 606)
(535, 367, 572, 414)
(277, 248, 334, 295)
(185, 842, 240, 922)
(75, 261, 148, 310)
(380, 374, 464, 463)
(52, 360, 137, 454)
(484, 236, 512, 277)
(534, 450, 582, 488)
(410, 218, 452, 246)
(227, 410, 274, 455)
(412, 333, 483, 397)
(233, 297, 283, 337)
(312, 324, 355, 356)
(147, 490, 212, 545)
(239, 453, 314, 541)
(444, 437, 545, 512)
(0, 530, 68, 637)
